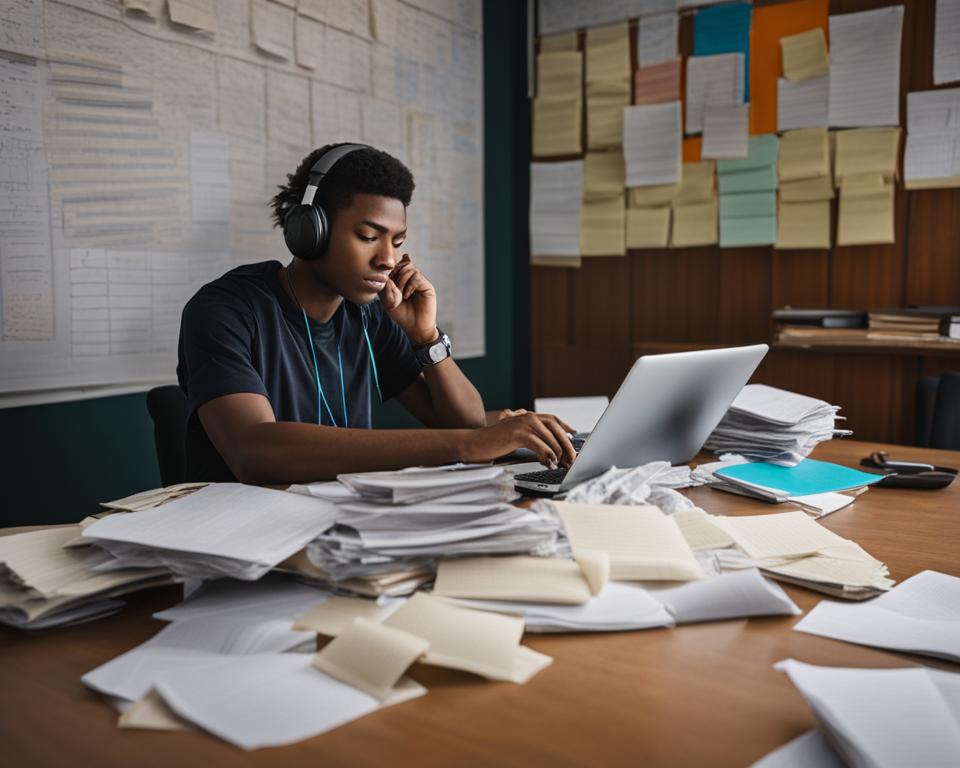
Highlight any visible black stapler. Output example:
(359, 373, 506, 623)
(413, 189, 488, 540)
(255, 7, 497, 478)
(859, 451, 957, 490)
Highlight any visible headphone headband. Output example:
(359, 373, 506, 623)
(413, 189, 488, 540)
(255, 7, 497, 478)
(300, 143, 370, 205)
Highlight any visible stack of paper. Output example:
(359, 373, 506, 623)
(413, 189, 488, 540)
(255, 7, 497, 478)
(0, 525, 173, 629)
(581, 149, 626, 256)
(533, 49, 582, 157)
(713, 510, 893, 598)
(585, 23, 631, 150)
(704, 384, 843, 465)
(904, 88, 960, 190)
(794, 570, 960, 661)
(776, 127, 832, 249)
(530, 160, 584, 266)
(716, 135, 778, 247)
(99, 482, 209, 513)
(827, 6, 903, 128)
(834, 127, 900, 246)
(671, 160, 718, 246)
(82, 483, 338, 580)
(303, 465, 558, 584)
(685, 52, 745, 135)
(764, 660, 960, 768)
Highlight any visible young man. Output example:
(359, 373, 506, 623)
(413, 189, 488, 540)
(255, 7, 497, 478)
(177, 143, 575, 483)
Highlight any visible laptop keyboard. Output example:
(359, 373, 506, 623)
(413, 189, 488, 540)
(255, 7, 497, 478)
(514, 467, 569, 485)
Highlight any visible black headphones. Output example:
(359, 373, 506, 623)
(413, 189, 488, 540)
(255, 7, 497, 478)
(282, 143, 370, 261)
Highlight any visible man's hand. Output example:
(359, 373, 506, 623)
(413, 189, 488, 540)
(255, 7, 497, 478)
(379, 253, 438, 344)
(460, 412, 577, 468)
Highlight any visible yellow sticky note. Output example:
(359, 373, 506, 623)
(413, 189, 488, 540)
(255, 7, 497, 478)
(540, 31, 578, 52)
(674, 161, 716, 205)
(834, 128, 901, 184)
(778, 127, 829, 183)
(780, 28, 829, 81)
(626, 206, 671, 248)
(583, 150, 625, 196)
(587, 77, 630, 149)
(585, 22, 630, 84)
(837, 184, 894, 246)
(780, 174, 834, 201)
(776, 199, 830, 249)
(629, 182, 679, 207)
(537, 51, 582, 97)
(580, 194, 626, 256)
(533, 94, 582, 157)
(671, 197, 718, 247)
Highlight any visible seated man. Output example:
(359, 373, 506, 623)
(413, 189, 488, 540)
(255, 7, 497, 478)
(177, 143, 574, 483)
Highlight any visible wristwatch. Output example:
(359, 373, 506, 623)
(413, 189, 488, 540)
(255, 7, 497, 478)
(413, 328, 452, 366)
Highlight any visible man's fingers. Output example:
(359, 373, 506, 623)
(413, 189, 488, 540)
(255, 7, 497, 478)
(528, 419, 564, 468)
(521, 433, 557, 468)
(539, 412, 576, 435)
(540, 416, 576, 466)
(378, 278, 402, 309)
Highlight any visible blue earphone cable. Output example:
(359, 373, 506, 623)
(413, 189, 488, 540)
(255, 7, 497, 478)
(361, 308, 383, 403)
(336, 342, 348, 427)
(301, 308, 337, 426)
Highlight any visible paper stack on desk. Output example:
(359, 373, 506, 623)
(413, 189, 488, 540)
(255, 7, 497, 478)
(757, 659, 960, 768)
(793, 570, 960, 661)
(299, 465, 559, 590)
(82, 483, 337, 581)
(0, 525, 174, 629)
(704, 384, 845, 465)
(712, 510, 893, 599)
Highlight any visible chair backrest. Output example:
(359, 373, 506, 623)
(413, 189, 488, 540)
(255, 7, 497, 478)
(146, 385, 188, 486)
(930, 372, 960, 451)
(915, 375, 940, 447)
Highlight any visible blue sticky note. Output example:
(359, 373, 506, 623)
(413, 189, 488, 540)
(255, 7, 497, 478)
(693, 2, 752, 100)
(716, 135, 779, 174)
(717, 165, 778, 194)
(719, 215, 777, 247)
(719, 191, 776, 219)
(715, 459, 884, 496)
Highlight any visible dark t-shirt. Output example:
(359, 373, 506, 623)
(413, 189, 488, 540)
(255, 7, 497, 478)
(176, 260, 422, 481)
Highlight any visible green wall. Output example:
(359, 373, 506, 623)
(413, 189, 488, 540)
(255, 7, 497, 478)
(0, 0, 530, 527)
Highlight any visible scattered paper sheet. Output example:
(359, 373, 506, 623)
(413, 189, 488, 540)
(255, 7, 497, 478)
(751, 729, 846, 768)
(383, 593, 552, 683)
(651, 568, 801, 624)
(452, 582, 675, 634)
(154, 653, 426, 750)
(313, 618, 429, 701)
(828, 6, 903, 128)
(793, 570, 960, 662)
(713, 510, 847, 560)
(117, 689, 193, 732)
(671, 508, 736, 551)
(432, 553, 607, 605)
(774, 659, 960, 768)
(781, 28, 829, 82)
(552, 501, 704, 581)
(294, 595, 401, 635)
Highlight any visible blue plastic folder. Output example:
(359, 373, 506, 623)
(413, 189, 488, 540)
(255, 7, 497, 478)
(714, 459, 884, 497)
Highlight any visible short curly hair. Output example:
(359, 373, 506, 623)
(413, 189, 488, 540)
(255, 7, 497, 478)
(270, 143, 415, 228)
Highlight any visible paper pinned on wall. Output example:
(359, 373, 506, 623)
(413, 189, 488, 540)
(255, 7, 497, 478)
(587, 78, 631, 150)
(633, 59, 682, 106)
(904, 88, 960, 187)
(777, 75, 829, 132)
(638, 12, 679, 67)
(776, 199, 830, 249)
(540, 31, 578, 52)
(778, 127, 829, 183)
(168, 0, 217, 33)
(934, 0, 960, 86)
(537, 51, 583, 97)
(626, 205, 671, 248)
(671, 198, 718, 247)
(623, 101, 682, 187)
(530, 160, 584, 262)
(580, 194, 626, 256)
(251, 0, 295, 60)
(685, 53, 745, 134)
(702, 104, 749, 159)
(837, 184, 894, 246)
(833, 128, 901, 185)
(828, 6, 904, 128)
(692, 1, 752, 101)
(781, 28, 829, 82)
(585, 22, 630, 84)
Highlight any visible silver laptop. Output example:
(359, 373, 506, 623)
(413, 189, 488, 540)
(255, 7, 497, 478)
(513, 344, 768, 495)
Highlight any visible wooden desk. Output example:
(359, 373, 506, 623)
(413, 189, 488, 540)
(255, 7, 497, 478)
(2, 440, 958, 767)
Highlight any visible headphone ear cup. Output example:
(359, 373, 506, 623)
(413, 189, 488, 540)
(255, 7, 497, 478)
(283, 205, 322, 260)
(313, 205, 330, 259)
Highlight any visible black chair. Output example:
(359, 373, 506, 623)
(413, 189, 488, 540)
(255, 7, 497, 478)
(146, 385, 188, 486)
(915, 372, 960, 450)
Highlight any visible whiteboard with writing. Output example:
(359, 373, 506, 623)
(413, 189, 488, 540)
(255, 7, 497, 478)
(0, 0, 484, 404)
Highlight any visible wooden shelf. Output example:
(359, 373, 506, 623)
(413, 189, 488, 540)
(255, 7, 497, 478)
(773, 339, 960, 357)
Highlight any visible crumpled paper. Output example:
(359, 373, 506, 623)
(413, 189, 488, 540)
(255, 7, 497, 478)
(563, 461, 697, 514)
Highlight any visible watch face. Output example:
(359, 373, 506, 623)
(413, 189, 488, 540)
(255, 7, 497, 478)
(429, 343, 447, 363)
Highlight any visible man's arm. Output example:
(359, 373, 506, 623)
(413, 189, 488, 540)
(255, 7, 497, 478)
(199, 393, 576, 485)
(394, 359, 485, 428)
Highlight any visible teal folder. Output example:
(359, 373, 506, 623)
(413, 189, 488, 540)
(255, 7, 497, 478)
(714, 459, 885, 497)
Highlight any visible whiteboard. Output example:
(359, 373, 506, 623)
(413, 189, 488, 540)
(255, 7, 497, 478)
(0, 0, 485, 404)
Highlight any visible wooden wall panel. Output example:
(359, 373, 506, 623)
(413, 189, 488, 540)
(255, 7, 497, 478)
(529, 0, 960, 445)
